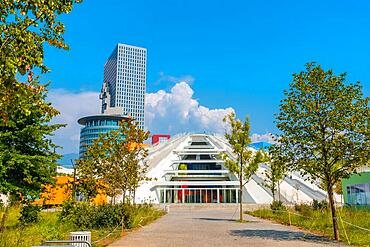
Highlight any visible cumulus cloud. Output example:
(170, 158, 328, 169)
(250, 133, 275, 143)
(154, 72, 195, 86)
(48, 89, 100, 154)
(145, 81, 234, 134)
(48, 79, 273, 154)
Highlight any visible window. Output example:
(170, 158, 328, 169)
(347, 183, 370, 205)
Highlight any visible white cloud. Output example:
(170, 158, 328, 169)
(154, 72, 195, 85)
(48, 89, 100, 154)
(251, 133, 275, 143)
(48, 80, 272, 155)
(145, 81, 234, 134)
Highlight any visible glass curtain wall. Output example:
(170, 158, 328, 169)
(346, 183, 370, 205)
(158, 188, 238, 204)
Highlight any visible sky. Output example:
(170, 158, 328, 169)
(43, 0, 370, 154)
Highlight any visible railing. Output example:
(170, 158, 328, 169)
(163, 169, 230, 175)
(32, 240, 91, 247)
(171, 159, 225, 163)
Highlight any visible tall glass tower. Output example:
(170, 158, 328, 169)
(101, 43, 147, 129)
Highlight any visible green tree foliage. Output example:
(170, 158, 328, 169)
(0, 81, 63, 198)
(77, 119, 151, 204)
(0, 0, 82, 79)
(222, 112, 263, 221)
(262, 145, 287, 202)
(0, 0, 81, 197)
(275, 62, 370, 240)
(0, 0, 81, 228)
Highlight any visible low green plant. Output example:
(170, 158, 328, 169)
(312, 199, 328, 211)
(59, 202, 164, 230)
(18, 205, 42, 224)
(1, 204, 165, 247)
(294, 203, 313, 217)
(248, 207, 370, 246)
(270, 200, 286, 212)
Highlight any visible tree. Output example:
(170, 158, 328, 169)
(275, 62, 370, 240)
(0, 0, 81, 228)
(262, 145, 287, 202)
(0, 0, 82, 194)
(0, 81, 63, 198)
(77, 119, 150, 204)
(0, 0, 82, 80)
(222, 112, 263, 222)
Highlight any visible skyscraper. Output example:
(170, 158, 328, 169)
(101, 43, 147, 129)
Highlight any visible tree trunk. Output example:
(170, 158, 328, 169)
(327, 184, 339, 240)
(239, 172, 243, 222)
(278, 181, 281, 202)
(133, 189, 136, 205)
(239, 152, 243, 222)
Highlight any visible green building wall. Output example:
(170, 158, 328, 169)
(342, 171, 370, 206)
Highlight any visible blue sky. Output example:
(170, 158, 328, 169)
(43, 0, 370, 152)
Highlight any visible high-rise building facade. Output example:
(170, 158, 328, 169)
(101, 43, 147, 129)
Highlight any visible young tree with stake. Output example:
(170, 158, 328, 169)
(262, 145, 287, 202)
(77, 119, 150, 204)
(275, 62, 370, 240)
(222, 112, 264, 222)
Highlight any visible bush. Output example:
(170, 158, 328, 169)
(94, 204, 125, 228)
(59, 199, 75, 221)
(312, 199, 328, 211)
(294, 203, 313, 217)
(59, 202, 163, 230)
(19, 204, 42, 224)
(270, 200, 286, 212)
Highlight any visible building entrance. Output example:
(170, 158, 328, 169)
(158, 188, 239, 204)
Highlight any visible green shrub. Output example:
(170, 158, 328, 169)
(94, 204, 125, 228)
(19, 204, 42, 224)
(294, 203, 313, 217)
(59, 202, 163, 230)
(312, 199, 328, 211)
(58, 199, 75, 221)
(270, 200, 286, 212)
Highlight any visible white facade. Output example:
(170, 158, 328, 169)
(102, 43, 146, 129)
(130, 134, 337, 204)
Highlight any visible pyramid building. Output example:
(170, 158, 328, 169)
(125, 134, 334, 204)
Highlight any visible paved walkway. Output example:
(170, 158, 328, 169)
(109, 206, 344, 247)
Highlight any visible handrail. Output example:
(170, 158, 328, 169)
(43, 240, 91, 247)
(163, 169, 230, 174)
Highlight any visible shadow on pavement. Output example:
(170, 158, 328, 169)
(230, 229, 331, 243)
(196, 217, 259, 223)
(195, 217, 236, 222)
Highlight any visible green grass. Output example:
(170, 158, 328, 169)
(0, 205, 165, 247)
(247, 207, 370, 247)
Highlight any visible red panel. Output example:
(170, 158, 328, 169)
(151, 134, 171, 145)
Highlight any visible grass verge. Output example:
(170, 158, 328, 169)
(247, 207, 370, 246)
(0, 205, 165, 247)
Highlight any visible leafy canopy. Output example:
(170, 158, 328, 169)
(222, 112, 263, 183)
(222, 112, 264, 222)
(0, 0, 81, 198)
(77, 119, 151, 204)
(275, 62, 370, 240)
(0, 0, 82, 79)
(262, 144, 287, 201)
(276, 62, 370, 184)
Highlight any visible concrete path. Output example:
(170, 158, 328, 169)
(109, 206, 344, 247)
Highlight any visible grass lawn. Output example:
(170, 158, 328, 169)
(0, 205, 165, 247)
(247, 207, 370, 246)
